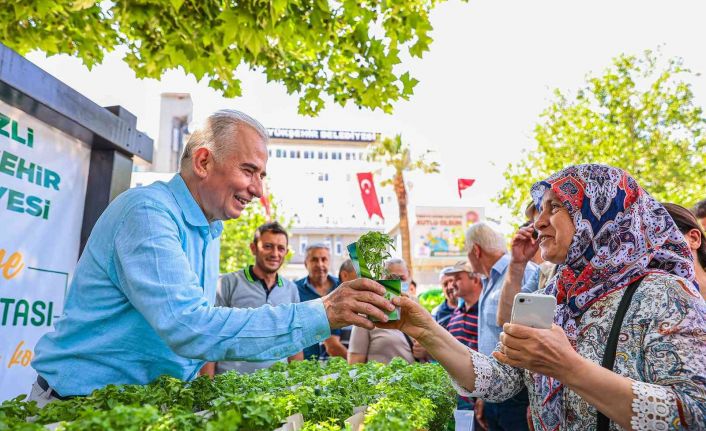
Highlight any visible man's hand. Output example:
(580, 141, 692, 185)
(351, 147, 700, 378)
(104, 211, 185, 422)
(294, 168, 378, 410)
(412, 340, 430, 362)
(475, 399, 488, 430)
(323, 335, 348, 358)
(322, 278, 395, 330)
(510, 225, 539, 265)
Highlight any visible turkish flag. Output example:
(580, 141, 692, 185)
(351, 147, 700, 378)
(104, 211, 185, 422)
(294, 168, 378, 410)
(458, 178, 475, 198)
(357, 172, 384, 220)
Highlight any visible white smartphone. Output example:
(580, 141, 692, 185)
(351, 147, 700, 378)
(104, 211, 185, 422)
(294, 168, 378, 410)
(510, 293, 556, 329)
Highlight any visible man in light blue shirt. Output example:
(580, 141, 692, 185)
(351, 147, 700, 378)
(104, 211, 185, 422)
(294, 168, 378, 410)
(29, 110, 393, 404)
(465, 222, 537, 431)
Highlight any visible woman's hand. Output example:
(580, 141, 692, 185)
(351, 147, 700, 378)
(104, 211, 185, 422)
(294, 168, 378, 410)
(375, 296, 437, 342)
(510, 225, 540, 265)
(493, 323, 582, 381)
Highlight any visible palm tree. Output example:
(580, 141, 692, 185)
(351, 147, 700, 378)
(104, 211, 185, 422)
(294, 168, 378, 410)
(368, 135, 439, 278)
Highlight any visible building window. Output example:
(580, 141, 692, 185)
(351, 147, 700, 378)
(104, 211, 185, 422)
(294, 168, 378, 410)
(304, 152, 309, 159)
(324, 152, 329, 159)
(335, 241, 343, 256)
(325, 173, 329, 181)
(300, 238, 308, 255)
(318, 197, 324, 204)
(290, 150, 296, 158)
(297, 150, 301, 158)
(345, 152, 351, 160)
(318, 151, 323, 159)
(324, 240, 332, 252)
(276, 149, 282, 157)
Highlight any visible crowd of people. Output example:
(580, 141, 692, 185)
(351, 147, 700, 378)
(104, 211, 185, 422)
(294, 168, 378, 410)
(25, 109, 705, 431)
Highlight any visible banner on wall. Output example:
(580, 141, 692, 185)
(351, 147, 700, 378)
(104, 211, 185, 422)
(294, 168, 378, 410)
(413, 207, 484, 258)
(0, 101, 91, 400)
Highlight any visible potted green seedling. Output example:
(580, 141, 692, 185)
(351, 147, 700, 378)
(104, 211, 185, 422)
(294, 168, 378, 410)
(347, 232, 400, 321)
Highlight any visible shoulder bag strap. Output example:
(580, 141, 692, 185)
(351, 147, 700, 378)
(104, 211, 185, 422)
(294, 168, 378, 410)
(596, 276, 644, 431)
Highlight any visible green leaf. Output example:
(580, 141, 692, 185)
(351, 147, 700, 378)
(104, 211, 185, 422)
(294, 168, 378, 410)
(0, 0, 452, 116)
(169, 0, 185, 11)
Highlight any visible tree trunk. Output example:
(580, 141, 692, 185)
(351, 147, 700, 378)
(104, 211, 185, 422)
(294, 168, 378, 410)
(393, 170, 413, 279)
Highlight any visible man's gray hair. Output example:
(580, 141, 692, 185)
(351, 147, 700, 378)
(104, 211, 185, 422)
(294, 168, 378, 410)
(384, 257, 408, 271)
(180, 109, 268, 169)
(339, 259, 356, 274)
(465, 222, 507, 255)
(305, 242, 330, 255)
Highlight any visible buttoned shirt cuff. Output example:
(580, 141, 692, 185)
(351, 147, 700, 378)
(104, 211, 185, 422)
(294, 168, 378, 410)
(297, 299, 331, 346)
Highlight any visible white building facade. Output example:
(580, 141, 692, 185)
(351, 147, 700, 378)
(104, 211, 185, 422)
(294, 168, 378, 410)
(130, 97, 486, 287)
(264, 128, 396, 280)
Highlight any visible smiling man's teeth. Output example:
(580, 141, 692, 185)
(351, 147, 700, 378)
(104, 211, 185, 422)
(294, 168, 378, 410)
(235, 196, 249, 205)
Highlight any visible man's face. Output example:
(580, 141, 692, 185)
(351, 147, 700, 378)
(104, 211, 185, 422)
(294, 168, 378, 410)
(466, 245, 485, 276)
(251, 231, 288, 274)
(441, 275, 457, 301)
(198, 126, 268, 221)
(453, 272, 481, 299)
(305, 248, 330, 280)
(386, 262, 410, 282)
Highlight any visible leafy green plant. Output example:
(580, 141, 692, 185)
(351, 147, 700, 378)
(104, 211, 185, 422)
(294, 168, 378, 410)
(3, 359, 455, 431)
(355, 231, 396, 280)
(363, 397, 434, 431)
(301, 419, 344, 431)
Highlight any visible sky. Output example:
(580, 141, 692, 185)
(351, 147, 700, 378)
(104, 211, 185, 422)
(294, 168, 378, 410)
(26, 0, 706, 231)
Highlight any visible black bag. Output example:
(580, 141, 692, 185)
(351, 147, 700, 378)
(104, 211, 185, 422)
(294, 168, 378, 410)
(596, 276, 643, 431)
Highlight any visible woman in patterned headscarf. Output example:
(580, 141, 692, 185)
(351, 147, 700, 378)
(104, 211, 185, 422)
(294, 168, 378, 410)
(378, 164, 706, 430)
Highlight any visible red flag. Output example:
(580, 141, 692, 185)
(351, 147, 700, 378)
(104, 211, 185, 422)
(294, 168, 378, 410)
(259, 195, 271, 219)
(357, 172, 384, 220)
(458, 178, 475, 198)
(260, 183, 272, 220)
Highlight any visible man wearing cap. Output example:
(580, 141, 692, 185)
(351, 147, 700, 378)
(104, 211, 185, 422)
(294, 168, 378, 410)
(201, 221, 303, 376)
(432, 266, 458, 329)
(444, 261, 483, 411)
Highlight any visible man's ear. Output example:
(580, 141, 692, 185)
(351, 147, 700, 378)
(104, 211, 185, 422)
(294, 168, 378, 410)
(249, 241, 258, 256)
(473, 244, 481, 259)
(191, 147, 213, 179)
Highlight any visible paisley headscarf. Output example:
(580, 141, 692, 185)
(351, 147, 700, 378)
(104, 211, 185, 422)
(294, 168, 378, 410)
(529, 164, 696, 430)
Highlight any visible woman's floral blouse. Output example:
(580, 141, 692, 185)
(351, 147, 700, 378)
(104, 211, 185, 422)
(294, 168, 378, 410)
(454, 274, 706, 431)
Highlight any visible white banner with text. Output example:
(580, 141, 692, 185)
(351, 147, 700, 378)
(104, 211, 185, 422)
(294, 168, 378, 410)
(0, 101, 90, 400)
